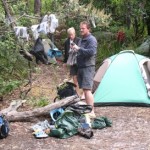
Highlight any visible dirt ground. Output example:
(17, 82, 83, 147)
(0, 62, 150, 150)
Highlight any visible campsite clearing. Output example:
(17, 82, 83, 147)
(0, 62, 150, 150)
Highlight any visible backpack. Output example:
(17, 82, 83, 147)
(0, 115, 9, 139)
(54, 82, 77, 102)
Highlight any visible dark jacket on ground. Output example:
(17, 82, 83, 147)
(64, 37, 81, 63)
(77, 34, 97, 68)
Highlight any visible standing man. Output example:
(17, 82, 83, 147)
(72, 21, 97, 117)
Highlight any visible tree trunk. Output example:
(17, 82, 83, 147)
(146, 12, 150, 36)
(34, 0, 41, 15)
(0, 95, 80, 122)
(1, 0, 16, 29)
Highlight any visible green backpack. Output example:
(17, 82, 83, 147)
(49, 110, 80, 139)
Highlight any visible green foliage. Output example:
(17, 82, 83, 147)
(78, 0, 91, 5)
(0, 32, 29, 96)
(27, 0, 52, 15)
(11, 2, 28, 15)
(42, 0, 52, 14)
(28, 96, 50, 107)
(26, 0, 34, 14)
(96, 39, 121, 69)
(18, 17, 32, 27)
(0, 79, 20, 96)
(0, 1, 4, 14)
(95, 26, 139, 69)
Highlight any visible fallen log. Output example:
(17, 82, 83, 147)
(0, 95, 80, 122)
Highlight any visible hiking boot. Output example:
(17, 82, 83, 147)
(78, 123, 93, 139)
(88, 112, 96, 119)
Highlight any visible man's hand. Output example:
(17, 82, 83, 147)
(72, 44, 80, 51)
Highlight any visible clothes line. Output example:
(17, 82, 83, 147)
(14, 14, 59, 41)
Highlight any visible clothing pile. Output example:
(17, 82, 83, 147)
(30, 102, 112, 139)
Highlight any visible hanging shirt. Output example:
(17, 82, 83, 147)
(14, 26, 29, 40)
(31, 24, 39, 40)
(37, 22, 49, 34)
(41, 14, 58, 33)
(49, 14, 59, 33)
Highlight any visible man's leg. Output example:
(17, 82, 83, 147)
(78, 67, 96, 117)
(73, 75, 80, 96)
(80, 92, 85, 100)
(83, 89, 95, 116)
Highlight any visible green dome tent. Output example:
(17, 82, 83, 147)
(94, 50, 150, 106)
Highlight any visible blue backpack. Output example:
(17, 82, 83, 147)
(0, 115, 9, 139)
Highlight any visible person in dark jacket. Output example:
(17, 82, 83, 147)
(30, 37, 48, 64)
(72, 21, 97, 118)
(63, 27, 80, 95)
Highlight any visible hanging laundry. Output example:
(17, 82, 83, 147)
(49, 14, 59, 33)
(41, 14, 58, 33)
(41, 14, 51, 23)
(14, 26, 29, 40)
(31, 24, 39, 40)
(37, 22, 49, 34)
(13, 13, 59, 41)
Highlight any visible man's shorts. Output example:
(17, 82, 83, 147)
(70, 65, 78, 76)
(77, 66, 95, 90)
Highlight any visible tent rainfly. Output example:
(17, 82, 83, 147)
(94, 50, 150, 106)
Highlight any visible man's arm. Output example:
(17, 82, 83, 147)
(79, 39, 97, 57)
(73, 37, 97, 57)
